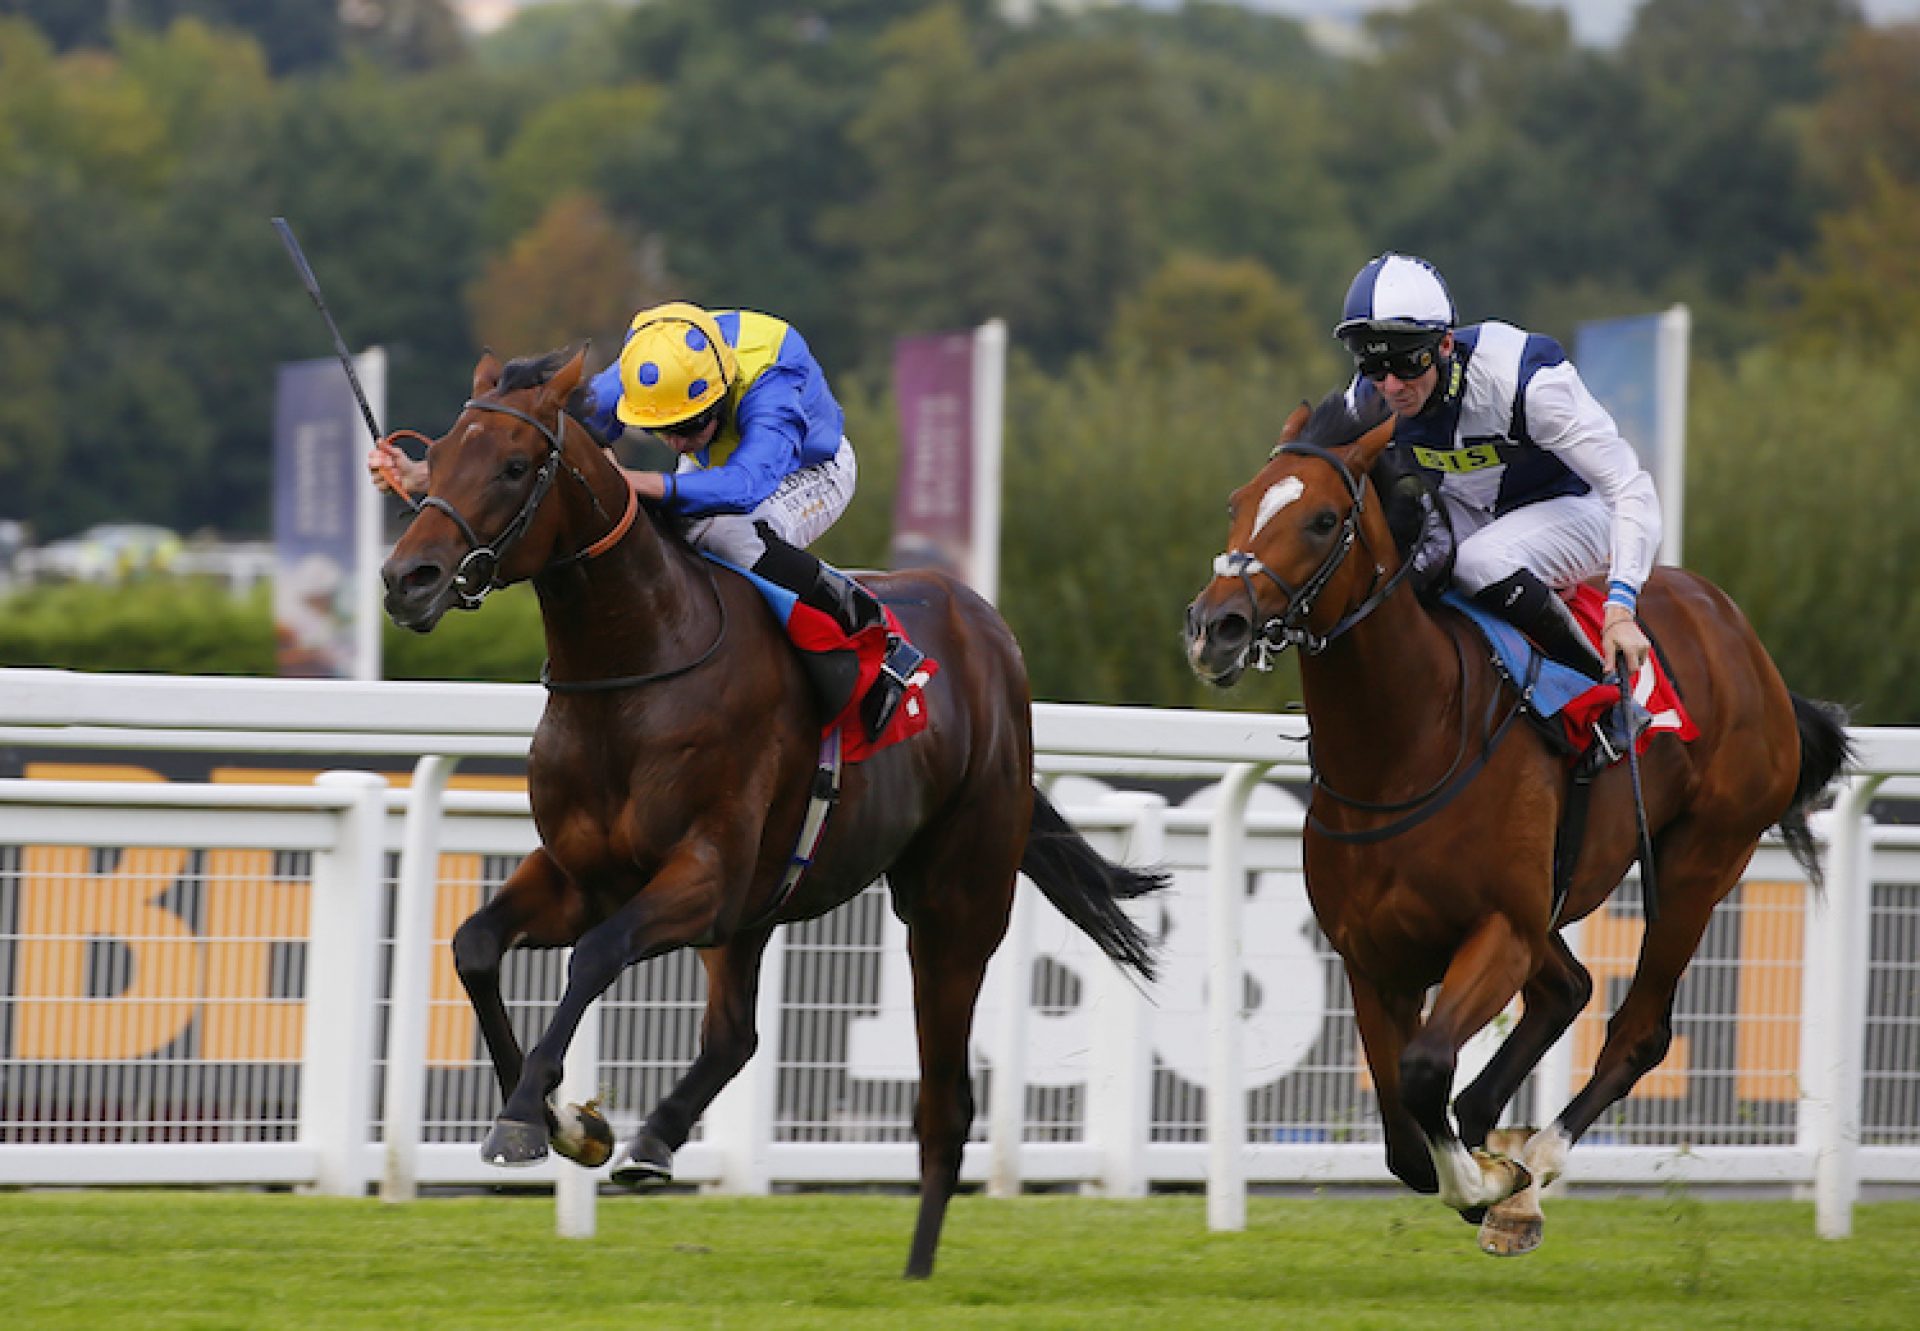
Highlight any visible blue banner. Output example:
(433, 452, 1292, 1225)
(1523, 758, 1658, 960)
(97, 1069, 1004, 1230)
(1574, 308, 1689, 564)
(272, 358, 362, 678)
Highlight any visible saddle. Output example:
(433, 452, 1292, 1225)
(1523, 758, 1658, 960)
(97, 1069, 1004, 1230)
(1446, 584, 1697, 922)
(1443, 584, 1696, 770)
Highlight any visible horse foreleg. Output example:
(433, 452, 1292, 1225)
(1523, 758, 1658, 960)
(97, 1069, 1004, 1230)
(1452, 932, 1594, 1148)
(1347, 973, 1436, 1194)
(485, 848, 726, 1169)
(452, 848, 584, 1104)
(611, 927, 773, 1189)
(1402, 913, 1536, 1217)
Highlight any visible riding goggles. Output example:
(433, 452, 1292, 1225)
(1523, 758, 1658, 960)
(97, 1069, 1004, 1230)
(656, 401, 721, 440)
(1356, 344, 1439, 383)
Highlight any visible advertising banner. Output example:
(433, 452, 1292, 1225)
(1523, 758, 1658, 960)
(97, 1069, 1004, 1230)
(890, 320, 1005, 601)
(272, 351, 384, 678)
(1574, 306, 1690, 564)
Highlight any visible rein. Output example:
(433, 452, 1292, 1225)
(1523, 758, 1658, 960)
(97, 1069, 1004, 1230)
(1306, 627, 1529, 844)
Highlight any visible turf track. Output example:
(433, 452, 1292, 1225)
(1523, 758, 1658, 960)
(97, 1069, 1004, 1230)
(0, 1190, 1915, 1329)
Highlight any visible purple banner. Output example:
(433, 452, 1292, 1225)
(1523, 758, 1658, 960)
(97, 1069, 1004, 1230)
(272, 358, 359, 678)
(890, 333, 974, 579)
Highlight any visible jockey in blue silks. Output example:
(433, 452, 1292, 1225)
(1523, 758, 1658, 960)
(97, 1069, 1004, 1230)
(372, 302, 921, 742)
(1335, 253, 1661, 687)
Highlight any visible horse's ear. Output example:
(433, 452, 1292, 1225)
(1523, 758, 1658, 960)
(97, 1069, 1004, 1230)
(1345, 413, 1397, 472)
(540, 345, 588, 409)
(1277, 400, 1312, 444)
(472, 349, 503, 397)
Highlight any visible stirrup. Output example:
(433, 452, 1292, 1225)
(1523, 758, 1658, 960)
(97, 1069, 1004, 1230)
(1580, 697, 1651, 777)
(861, 637, 926, 740)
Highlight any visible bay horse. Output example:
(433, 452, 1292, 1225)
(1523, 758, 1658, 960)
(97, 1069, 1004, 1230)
(1183, 390, 1850, 1255)
(381, 346, 1162, 1278)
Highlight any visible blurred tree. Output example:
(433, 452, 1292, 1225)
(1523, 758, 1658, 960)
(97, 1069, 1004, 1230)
(1805, 21, 1920, 201)
(1107, 254, 1325, 368)
(0, 0, 343, 73)
(473, 0, 628, 82)
(836, 7, 1183, 365)
(483, 83, 661, 245)
(467, 192, 673, 365)
(1767, 167, 1920, 358)
(339, 0, 467, 71)
(1686, 339, 1920, 723)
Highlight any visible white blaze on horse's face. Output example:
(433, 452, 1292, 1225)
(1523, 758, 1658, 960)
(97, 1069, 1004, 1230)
(1250, 476, 1305, 540)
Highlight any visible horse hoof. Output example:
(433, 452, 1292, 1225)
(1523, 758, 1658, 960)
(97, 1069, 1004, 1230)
(1471, 1146, 1533, 1204)
(610, 1130, 675, 1190)
(1478, 1208, 1544, 1257)
(551, 1101, 615, 1168)
(481, 1119, 550, 1167)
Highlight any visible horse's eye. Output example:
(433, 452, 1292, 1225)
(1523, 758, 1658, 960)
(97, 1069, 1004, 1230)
(1310, 510, 1339, 536)
(503, 457, 531, 482)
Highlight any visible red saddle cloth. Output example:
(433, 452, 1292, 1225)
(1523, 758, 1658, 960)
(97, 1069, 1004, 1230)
(1557, 584, 1698, 757)
(788, 604, 938, 763)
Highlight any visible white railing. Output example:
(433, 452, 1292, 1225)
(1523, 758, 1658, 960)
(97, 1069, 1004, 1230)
(0, 667, 1916, 1242)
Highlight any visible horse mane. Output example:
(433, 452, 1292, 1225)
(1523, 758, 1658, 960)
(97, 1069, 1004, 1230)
(1294, 384, 1393, 450)
(496, 347, 574, 394)
(491, 346, 604, 432)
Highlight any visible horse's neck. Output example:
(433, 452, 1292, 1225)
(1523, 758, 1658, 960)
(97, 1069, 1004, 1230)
(1299, 582, 1469, 797)
(534, 457, 711, 682)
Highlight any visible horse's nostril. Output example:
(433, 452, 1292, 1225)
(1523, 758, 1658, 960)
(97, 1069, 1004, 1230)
(402, 563, 442, 594)
(1213, 613, 1250, 648)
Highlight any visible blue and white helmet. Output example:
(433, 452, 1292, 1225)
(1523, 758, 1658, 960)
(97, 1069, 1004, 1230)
(1333, 253, 1456, 349)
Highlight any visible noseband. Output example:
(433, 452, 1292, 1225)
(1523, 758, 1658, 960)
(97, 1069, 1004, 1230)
(1211, 441, 1413, 665)
(415, 398, 634, 608)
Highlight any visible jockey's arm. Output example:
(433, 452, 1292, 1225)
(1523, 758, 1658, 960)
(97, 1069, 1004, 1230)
(655, 369, 809, 517)
(1527, 364, 1662, 673)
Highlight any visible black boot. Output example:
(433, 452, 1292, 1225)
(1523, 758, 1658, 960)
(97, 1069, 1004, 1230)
(807, 564, 924, 741)
(752, 532, 919, 740)
(1472, 570, 1647, 759)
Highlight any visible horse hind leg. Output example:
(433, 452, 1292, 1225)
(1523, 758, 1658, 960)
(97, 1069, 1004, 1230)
(1546, 820, 1748, 1156)
(611, 928, 772, 1190)
(890, 832, 1019, 1279)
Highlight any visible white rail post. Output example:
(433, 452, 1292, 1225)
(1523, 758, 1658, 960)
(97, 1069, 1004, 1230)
(1814, 774, 1883, 1239)
(1208, 762, 1269, 1231)
(1086, 792, 1162, 1198)
(987, 874, 1036, 1198)
(302, 771, 388, 1196)
(382, 754, 459, 1202)
(556, 978, 602, 1239)
(703, 929, 787, 1195)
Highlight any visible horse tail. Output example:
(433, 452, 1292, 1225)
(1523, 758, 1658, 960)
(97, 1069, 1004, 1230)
(1778, 693, 1854, 890)
(1020, 789, 1168, 981)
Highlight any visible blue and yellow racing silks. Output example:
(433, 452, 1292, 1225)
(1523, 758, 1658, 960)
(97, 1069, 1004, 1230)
(583, 310, 846, 516)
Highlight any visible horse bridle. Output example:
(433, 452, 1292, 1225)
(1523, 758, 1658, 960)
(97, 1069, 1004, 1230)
(406, 393, 728, 692)
(415, 398, 630, 609)
(1211, 441, 1414, 663)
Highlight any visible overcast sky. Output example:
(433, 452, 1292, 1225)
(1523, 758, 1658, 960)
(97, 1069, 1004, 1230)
(1229, 0, 1920, 46)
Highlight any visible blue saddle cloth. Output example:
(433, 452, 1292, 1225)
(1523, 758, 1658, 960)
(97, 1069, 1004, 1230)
(702, 552, 799, 626)
(1440, 591, 1598, 720)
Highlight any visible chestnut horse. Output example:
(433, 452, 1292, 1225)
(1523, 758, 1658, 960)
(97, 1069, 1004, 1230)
(381, 347, 1162, 1278)
(1184, 391, 1849, 1255)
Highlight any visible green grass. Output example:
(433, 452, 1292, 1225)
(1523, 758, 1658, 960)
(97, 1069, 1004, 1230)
(0, 1190, 1914, 1329)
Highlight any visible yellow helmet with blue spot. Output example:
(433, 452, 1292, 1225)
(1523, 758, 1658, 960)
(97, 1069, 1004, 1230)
(614, 302, 739, 429)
